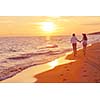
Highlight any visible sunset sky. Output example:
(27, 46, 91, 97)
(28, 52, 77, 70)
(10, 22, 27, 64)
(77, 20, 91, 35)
(0, 16, 100, 36)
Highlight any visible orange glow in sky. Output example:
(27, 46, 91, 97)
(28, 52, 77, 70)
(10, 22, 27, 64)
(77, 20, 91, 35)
(0, 16, 100, 36)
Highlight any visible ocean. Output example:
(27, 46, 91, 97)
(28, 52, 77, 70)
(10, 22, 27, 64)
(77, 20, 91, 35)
(0, 35, 100, 80)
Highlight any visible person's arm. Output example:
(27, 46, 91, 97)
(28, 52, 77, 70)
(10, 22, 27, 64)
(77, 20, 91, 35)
(79, 37, 84, 43)
(79, 39, 82, 42)
(76, 38, 81, 42)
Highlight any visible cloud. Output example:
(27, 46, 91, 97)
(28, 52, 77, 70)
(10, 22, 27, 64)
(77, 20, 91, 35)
(81, 22, 100, 26)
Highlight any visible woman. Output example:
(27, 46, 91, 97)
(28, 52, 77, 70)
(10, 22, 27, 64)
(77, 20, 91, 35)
(81, 33, 88, 56)
(71, 33, 80, 57)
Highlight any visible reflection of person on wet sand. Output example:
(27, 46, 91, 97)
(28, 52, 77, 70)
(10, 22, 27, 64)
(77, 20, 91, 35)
(70, 33, 80, 57)
(80, 33, 88, 56)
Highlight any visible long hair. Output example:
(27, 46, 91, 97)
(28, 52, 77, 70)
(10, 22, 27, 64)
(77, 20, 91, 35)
(82, 34, 87, 40)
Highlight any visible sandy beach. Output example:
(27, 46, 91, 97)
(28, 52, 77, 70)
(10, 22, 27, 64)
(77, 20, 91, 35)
(1, 42, 100, 83)
(35, 42, 100, 83)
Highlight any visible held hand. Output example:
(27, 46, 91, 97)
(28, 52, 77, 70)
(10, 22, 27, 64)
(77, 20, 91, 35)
(78, 40, 81, 43)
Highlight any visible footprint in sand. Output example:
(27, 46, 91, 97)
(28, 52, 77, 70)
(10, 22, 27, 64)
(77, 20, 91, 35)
(60, 74, 64, 76)
(83, 75, 88, 77)
(63, 78, 68, 82)
(66, 69, 70, 71)
(83, 70, 87, 72)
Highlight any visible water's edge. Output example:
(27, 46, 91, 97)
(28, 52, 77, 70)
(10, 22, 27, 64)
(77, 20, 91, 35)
(0, 53, 66, 81)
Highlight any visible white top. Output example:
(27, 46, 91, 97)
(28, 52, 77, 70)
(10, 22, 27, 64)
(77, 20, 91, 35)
(71, 36, 78, 44)
(82, 40, 87, 44)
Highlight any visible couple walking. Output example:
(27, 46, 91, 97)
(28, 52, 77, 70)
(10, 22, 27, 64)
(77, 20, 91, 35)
(71, 33, 88, 57)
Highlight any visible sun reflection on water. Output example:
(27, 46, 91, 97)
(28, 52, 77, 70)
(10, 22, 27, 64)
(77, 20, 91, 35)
(48, 56, 76, 69)
(48, 59, 58, 69)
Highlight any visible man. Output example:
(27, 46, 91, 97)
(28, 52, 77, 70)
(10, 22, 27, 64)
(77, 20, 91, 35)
(71, 33, 80, 57)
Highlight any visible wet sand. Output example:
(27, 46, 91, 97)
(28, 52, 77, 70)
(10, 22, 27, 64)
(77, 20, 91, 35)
(1, 43, 100, 83)
(0, 53, 75, 83)
(35, 43, 100, 83)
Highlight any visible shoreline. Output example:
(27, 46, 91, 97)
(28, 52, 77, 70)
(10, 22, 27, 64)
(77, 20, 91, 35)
(1, 42, 100, 83)
(0, 52, 66, 82)
(0, 49, 76, 83)
(35, 42, 100, 83)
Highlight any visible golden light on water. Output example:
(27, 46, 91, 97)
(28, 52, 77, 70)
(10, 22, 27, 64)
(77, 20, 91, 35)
(48, 56, 76, 69)
(48, 59, 58, 69)
(40, 22, 56, 33)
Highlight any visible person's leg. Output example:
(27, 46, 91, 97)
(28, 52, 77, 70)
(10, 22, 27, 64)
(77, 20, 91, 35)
(83, 44, 87, 56)
(74, 43, 77, 56)
(72, 44, 75, 56)
(72, 43, 77, 56)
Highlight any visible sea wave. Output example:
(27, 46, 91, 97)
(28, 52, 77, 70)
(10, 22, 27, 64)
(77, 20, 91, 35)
(0, 35, 100, 81)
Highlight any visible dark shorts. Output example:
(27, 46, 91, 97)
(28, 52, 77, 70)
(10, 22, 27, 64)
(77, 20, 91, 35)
(72, 43, 77, 50)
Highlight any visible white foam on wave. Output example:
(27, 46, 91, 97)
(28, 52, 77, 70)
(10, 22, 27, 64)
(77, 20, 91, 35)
(0, 35, 100, 81)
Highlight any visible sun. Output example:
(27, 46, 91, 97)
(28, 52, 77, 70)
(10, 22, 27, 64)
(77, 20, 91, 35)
(41, 22, 55, 32)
